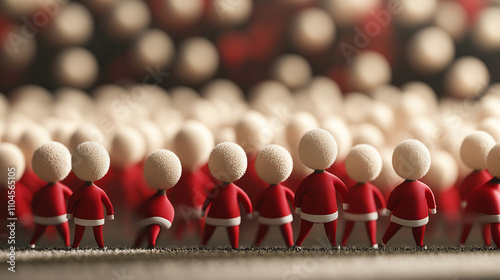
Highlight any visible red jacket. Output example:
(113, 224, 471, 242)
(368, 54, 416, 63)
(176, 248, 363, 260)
(20, 170, 46, 193)
(345, 182, 385, 221)
(168, 169, 215, 218)
(327, 161, 357, 187)
(235, 155, 268, 207)
(255, 183, 294, 225)
(465, 179, 500, 223)
(137, 190, 174, 229)
(385, 180, 436, 227)
(32, 182, 72, 225)
(67, 183, 114, 226)
(459, 169, 492, 207)
(202, 183, 252, 226)
(294, 171, 349, 223)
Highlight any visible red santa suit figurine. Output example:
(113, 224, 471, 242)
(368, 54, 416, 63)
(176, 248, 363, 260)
(253, 145, 295, 247)
(170, 121, 215, 240)
(30, 142, 73, 248)
(294, 128, 349, 249)
(460, 142, 500, 248)
(134, 149, 182, 248)
(381, 139, 436, 249)
(201, 142, 253, 249)
(67, 142, 114, 249)
(459, 131, 495, 246)
(341, 144, 385, 248)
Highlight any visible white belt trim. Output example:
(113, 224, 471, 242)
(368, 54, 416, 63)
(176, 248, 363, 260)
(390, 215, 429, 227)
(461, 201, 467, 209)
(344, 212, 378, 222)
(300, 211, 338, 223)
(258, 214, 293, 225)
(205, 216, 241, 226)
(138, 217, 172, 229)
(74, 218, 105, 226)
(465, 213, 500, 223)
(34, 214, 67, 225)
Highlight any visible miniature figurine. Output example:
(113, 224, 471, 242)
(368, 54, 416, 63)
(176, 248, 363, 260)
(459, 131, 495, 246)
(134, 149, 182, 248)
(170, 121, 215, 240)
(67, 141, 114, 249)
(380, 139, 436, 249)
(29, 142, 73, 248)
(294, 128, 349, 249)
(201, 142, 252, 249)
(253, 145, 294, 247)
(460, 142, 500, 248)
(341, 144, 385, 248)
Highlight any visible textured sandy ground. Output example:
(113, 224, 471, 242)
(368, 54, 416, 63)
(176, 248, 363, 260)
(1, 246, 499, 280)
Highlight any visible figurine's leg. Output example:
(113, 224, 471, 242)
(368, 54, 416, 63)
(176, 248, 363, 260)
(381, 222, 402, 245)
(29, 224, 47, 246)
(227, 226, 240, 249)
(147, 224, 161, 247)
(341, 220, 355, 246)
(72, 225, 86, 248)
(254, 224, 269, 246)
(365, 220, 377, 246)
(173, 221, 187, 241)
(93, 225, 104, 248)
(482, 224, 492, 246)
(295, 219, 314, 246)
(280, 223, 294, 247)
(134, 227, 147, 248)
(412, 225, 426, 247)
(491, 223, 500, 248)
(56, 222, 71, 247)
(202, 224, 216, 246)
(460, 223, 473, 245)
(324, 220, 338, 247)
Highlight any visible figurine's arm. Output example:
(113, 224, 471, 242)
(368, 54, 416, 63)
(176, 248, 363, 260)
(284, 187, 295, 211)
(62, 184, 73, 200)
(237, 187, 253, 218)
(425, 185, 437, 214)
(333, 176, 350, 210)
(383, 187, 399, 216)
(201, 191, 214, 217)
(294, 179, 308, 214)
(66, 193, 77, 219)
(372, 184, 386, 210)
(101, 191, 115, 220)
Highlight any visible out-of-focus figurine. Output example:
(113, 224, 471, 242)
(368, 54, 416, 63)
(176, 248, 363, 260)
(253, 145, 294, 247)
(67, 142, 114, 249)
(201, 142, 252, 249)
(341, 144, 385, 248)
(381, 139, 436, 249)
(460, 143, 500, 248)
(29, 142, 73, 249)
(134, 149, 182, 248)
(294, 128, 349, 249)
(459, 131, 495, 246)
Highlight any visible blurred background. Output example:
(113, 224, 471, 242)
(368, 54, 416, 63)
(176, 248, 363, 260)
(2, 0, 500, 248)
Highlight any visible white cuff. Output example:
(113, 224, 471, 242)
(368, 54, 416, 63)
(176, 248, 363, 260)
(67, 214, 73, 220)
(343, 203, 349, 210)
(429, 208, 437, 215)
(295, 207, 301, 214)
(107, 215, 114, 220)
(461, 201, 467, 209)
(382, 209, 391, 216)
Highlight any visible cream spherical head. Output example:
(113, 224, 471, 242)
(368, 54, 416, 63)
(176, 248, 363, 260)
(208, 142, 247, 183)
(349, 51, 391, 93)
(487, 143, 500, 178)
(143, 149, 182, 190)
(298, 128, 338, 170)
(255, 145, 293, 185)
(460, 131, 495, 170)
(445, 57, 489, 99)
(345, 144, 382, 183)
(174, 121, 214, 171)
(110, 127, 146, 169)
(407, 27, 455, 73)
(291, 7, 335, 54)
(32, 142, 72, 183)
(18, 124, 52, 167)
(322, 117, 352, 161)
(72, 141, 110, 182)
(0, 143, 25, 183)
(235, 111, 272, 154)
(392, 139, 431, 180)
(53, 48, 98, 89)
(421, 150, 458, 191)
(271, 54, 312, 90)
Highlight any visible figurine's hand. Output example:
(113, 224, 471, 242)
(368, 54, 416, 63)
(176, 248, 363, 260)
(201, 210, 206, 218)
(461, 201, 467, 209)
(107, 215, 114, 221)
(343, 203, 349, 210)
(253, 211, 260, 218)
(67, 214, 73, 220)
(246, 213, 253, 219)
(295, 207, 301, 215)
(429, 208, 437, 215)
(382, 208, 391, 216)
